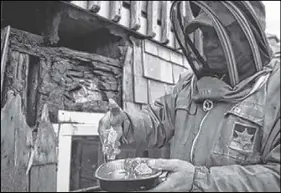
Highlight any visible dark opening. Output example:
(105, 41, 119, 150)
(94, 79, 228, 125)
(26, 56, 40, 127)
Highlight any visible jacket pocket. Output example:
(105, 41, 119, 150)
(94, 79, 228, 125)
(212, 108, 263, 165)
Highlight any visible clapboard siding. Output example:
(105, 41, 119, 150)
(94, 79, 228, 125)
(70, 1, 189, 50)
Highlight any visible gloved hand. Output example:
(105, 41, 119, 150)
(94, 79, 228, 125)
(147, 159, 195, 192)
(98, 99, 129, 161)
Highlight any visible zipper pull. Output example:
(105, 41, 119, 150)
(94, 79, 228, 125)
(203, 99, 214, 111)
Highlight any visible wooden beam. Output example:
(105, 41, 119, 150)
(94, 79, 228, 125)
(160, 1, 171, 44)
(130, 37, 148, 104)
(147, 1, 158, 38)
(60, 124, 99, 136)
(1, 25, 10, 97)
(58, 110, 104, 125)
(122, 46, 134, 103)
(130, 1, 141, 30)
(87, 1, 101, 13)
(110, 1, 122, 22)
(57, 134, 72, 192)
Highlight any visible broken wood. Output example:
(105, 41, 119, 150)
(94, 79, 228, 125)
(28, 103, 57, 192)
(1, 26, 10, 97)
(1, 92, 32, 192)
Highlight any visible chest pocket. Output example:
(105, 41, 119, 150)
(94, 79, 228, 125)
(212, 101, 265, 165)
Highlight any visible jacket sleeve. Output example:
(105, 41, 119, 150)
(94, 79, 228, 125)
(191, 117, 280, 192)
(121, 72, 193, 149)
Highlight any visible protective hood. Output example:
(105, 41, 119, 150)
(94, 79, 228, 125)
(171, 1, 272, 87)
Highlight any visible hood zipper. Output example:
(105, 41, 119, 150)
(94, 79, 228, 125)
(190, 99, 214, 163)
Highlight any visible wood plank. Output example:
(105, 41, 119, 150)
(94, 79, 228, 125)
(144, 39, 158, 56)
(60, 124, 99, 136)
(147, 1, 158, 38)
(133, 75, 149, 104)
(28, 104, 58, 192)
(58, 110, 104, 125)
(122, 46, 134, 103)
(160, 1, 171, 44)
(158, 45, 171, 62)
(30, 165, 57, 192)
(1, 93, 30, 192)
(119, 5, 130, 28)
(88, 1, 101, 13)
(130, 1, 141, 30)
(139, 14, 147, 35)
(33, 104, 57, 165)
(110, 1, 122, 22)
(1, 26, 10, 96)
(170, 50, 184, 65)
(1, 93, 17, 192)
(173, 64, 188, 83)
(148, 80, 173, 104)
(131, 38, 148, 104)
(96, 1, 110, 19)
(143, 53, 173, 84)
(57, 135, 72, 192)
(23, 54, 29, 113)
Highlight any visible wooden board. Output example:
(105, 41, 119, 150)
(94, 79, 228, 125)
(58, 110, 105, 125)
(122, 46, 134, 103)
(1, 26, 11, 97)
(143, 53, 173, 84)
(109, 1, 122, 22)
(130, 1, 141, 30)
(130, 37, 148, 104)
(1, 93, 31, 192)
(30, 165, 57, 192)
(160, 1, 171, 44)
(147, 1, 158, 38)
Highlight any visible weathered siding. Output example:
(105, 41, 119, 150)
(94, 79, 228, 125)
(2, 28, 123, 124)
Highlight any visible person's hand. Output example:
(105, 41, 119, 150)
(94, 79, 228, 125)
(98, 99, 129, 160)
(147, 159, 195, 192)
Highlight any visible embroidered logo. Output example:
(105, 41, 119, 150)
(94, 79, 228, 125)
(229, 122, 257, 154)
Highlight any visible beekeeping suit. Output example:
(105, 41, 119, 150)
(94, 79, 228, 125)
(98, 1, 280, 191)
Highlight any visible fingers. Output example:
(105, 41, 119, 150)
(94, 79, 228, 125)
(146, 177, 176, 192)
(148, 159, 183, 172)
